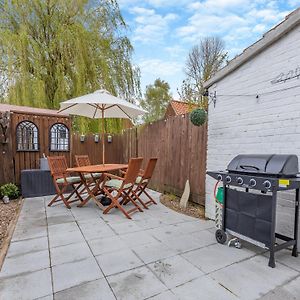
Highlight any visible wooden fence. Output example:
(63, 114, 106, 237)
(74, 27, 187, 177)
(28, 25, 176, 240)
(0, 111, 207, 205)
(71, 131, 137, 166)
(109, 114, 207, 204)
(138, 115, 207, 204)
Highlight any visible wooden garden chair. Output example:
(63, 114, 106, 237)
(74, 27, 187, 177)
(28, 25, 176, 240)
(75, 154, 103, 195)
(47, 156, 84, 209)
(101, 157, 144, 219)
(75, 155, 102, 181)
(126, 158, 158, 209)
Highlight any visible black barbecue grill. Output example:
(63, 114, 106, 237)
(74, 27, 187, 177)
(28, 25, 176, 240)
(207, 154, 299, 268)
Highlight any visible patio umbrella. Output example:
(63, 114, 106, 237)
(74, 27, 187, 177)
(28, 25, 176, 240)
(58, 89, 146, 164)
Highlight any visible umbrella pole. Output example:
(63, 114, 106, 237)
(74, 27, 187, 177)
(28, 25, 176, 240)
(102, 108, 105, 165)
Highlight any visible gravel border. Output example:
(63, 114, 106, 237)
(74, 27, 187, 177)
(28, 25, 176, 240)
(0, 198, 22, 269)
(160, 194, 206, 219)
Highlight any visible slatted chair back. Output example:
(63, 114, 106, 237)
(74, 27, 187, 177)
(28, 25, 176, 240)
(142, 158, 158, 180)
(124, 157, 158, 209)
(75, 155, 91, 167)
(124, 158, 143, 185)
(47, 155, 84, 209)
(48, 156, 68, 180)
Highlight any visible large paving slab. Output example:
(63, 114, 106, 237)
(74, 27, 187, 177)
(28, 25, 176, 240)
(50, 241, 94, 266)
(0, 191, 299, 300)
(51, 257, 103, 292)
(0, 250, 50, 278)
(54, 278, 115, 300)
(0, 268, 52, 300)
(210, 255, 299, 300)
(48, 228, 85, 248)
(132, 240, 178, 264)
(182, 242, 257, 273)
(78, 222, 116, 240)
(6, 236, 48, 258)
(160, 229, 216, 253)
(12, 223, 48, 241)
(171, 275, 238, 300)
(96, 248, 144, 276)
(107, 265, 167, 300)
(88, 235, 128, 256)
(148, 255, 204, 288)
(259, 275, 300, 299)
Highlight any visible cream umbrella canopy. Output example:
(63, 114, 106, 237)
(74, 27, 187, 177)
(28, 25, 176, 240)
(58, 89, 146, 164)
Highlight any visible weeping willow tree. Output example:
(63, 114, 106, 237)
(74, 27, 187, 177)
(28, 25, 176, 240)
(0, 0, 140, 133)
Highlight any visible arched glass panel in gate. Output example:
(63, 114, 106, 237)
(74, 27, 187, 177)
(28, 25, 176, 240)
(50, 123, 69, 151)
(16, 121, 39, 151)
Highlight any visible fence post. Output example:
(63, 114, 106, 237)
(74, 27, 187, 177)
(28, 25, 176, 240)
(0, 111, 14, 184)
(135, 127, 138, 157)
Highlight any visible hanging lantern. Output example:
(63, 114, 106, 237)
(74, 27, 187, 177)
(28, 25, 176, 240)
(94, 134, 99, 143)
(107, 134, 112, 143)
(80, 134, 85, 142)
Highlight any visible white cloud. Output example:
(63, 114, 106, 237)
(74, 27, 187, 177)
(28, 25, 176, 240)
(177, 13, 247, 42)
(187, 0, 251, 11)
(119, 0, 191, 8)
(130, 7, 154, 15)
(253, 23, 266, 33)
(138, 58, 185, 97)
(287, 0, 300, 6)
(177, 0, 293, 55)
(147, 0, 190, 7)
(130, 6, 178, 43)
(247, 8, 289, 22)
(164, 45, 186, 58)
(139, 58, 183, 77)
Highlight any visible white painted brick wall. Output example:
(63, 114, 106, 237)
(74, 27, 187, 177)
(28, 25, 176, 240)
(206, 25, 300, 243)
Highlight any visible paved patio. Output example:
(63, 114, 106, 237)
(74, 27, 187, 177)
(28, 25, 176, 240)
(0, 190, 300, 300)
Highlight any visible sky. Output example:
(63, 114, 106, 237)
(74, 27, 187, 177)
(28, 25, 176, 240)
(118, 0, 300, 98)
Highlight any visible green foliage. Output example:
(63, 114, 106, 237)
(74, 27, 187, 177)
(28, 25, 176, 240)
(140, 78, 172, 123)
(0, 0, 140, 133)
(190, 108, 207, 126)
(0, 183, 20, 199)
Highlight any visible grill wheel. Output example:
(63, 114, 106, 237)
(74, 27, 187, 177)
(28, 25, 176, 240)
(215, 229, 227, 244)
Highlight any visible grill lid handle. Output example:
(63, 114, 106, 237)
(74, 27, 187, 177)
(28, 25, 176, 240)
(240, 165, 260, 171)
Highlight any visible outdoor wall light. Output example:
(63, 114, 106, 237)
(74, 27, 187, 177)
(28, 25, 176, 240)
(80, 134, 85, 143)
(107, 134, 112, 143)
(94, 134, 99, 143)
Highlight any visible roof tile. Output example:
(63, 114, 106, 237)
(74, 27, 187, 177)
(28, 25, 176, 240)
(170, 100, 197, 115)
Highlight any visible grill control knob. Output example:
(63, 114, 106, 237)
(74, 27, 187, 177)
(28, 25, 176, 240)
(225, 176, 232, 183)
(249, 179, 257, 187)
(237, 177, 243, 185)
(263, 180, 272, 189)
(217, 174, 222, 181)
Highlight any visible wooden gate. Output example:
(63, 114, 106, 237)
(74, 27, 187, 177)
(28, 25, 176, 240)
(0, 109, 71, 184)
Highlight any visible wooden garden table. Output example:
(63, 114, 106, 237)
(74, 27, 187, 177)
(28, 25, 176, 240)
(67, 164, 128, 209)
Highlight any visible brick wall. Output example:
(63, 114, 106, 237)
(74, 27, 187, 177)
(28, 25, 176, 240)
(205, 25, 300, 243)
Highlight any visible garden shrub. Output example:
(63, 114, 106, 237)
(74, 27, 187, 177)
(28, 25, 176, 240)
(0, 183, 20, 199)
